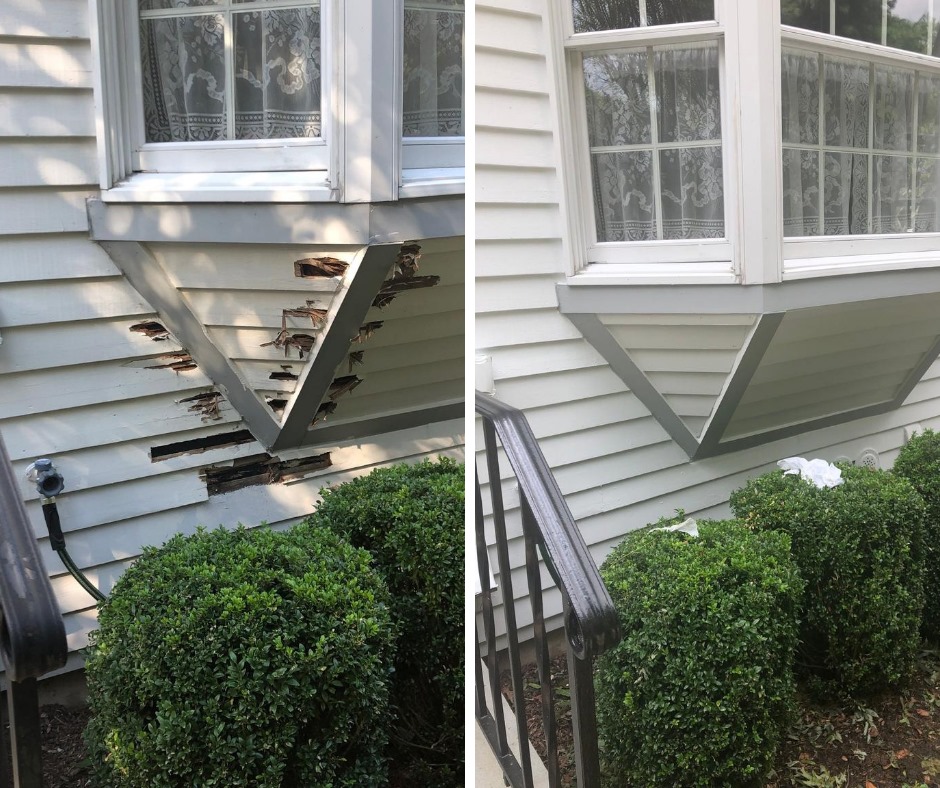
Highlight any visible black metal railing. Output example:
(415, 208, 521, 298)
(475, 392, 622, 787)
(0, 432, 68, 787)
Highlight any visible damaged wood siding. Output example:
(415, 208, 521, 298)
(0, 2, 466, 669)
(475, 0, 940, 648)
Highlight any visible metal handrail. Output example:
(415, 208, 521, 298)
(0, 431, 68, 786)
(475, 391, 621, 788)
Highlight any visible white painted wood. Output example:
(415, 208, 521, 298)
(0, 40, 91, 89)
(0, 189, 92, 235)
(0, 235, 118, 282)
(0, 91, 95, 137)
(0, 278, 150, 326)
(0, 0, 89, 40)
(0, 140, 97, 187)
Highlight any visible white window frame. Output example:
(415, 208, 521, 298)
(559, 3, 739, 281)
(781, 25, 940, 279)
(399, 0, 466, 196)
(89, 0, 465, 203)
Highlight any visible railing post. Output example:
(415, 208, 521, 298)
(7, 680, 42, 788)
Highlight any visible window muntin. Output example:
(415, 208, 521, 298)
(782, 3, 940, 238)
(586, 41, 724, 242)
(139, 1, 322, 144)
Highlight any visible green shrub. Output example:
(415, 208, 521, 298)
(301, 457, 464, 786)
(84, 526, 395, 788)
(595, 519, 803, 788)
(730, 465, 926, 696)
(893, 428, 940, 641)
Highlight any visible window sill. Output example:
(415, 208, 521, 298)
(100, 172, 337, 204)
(568, 261, 738, 286)
(784, 252, 940, 280)
(400, 168, 465, 199)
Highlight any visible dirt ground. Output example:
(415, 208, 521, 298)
(503, 649, 940, 787)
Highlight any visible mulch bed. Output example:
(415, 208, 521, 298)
(503, 649, 940, 787)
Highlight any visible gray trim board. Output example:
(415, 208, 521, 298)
(272, 245, 401, 451)
(558, 267, 940, 316)
(565, 314, 700, 457)
(99, 241, 282, 448)
(292, 402, 464, 449)
(694, 313, 784, 459)
(87, 196, 464, 245)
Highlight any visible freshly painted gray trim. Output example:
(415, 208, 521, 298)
(700, 400, 898, 458)
(99, 241, 282, 448)
(293, 403, 464, 449)
(694, 313, 785, 459)
(892, 332, 940, 408)
(565, 313, 700, 457)
(87, 197, 464, 245)
(557, 267, 940, 315)
(271, 245, 401, 452)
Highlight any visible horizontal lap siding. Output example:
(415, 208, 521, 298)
(0, 1, 466, 671)
(476, 0, 940, 646)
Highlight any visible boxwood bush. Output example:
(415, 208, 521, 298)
(730, 465, 926, 696)
(301, 457, 464, 786)
(595, 519, 803, 788)
(84, 526, 395, 788)
(893, 428, 940, 641)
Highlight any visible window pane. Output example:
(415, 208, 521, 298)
(781, 49, 820, 145)
(591, 151, 657, 242)
(572, 0, 713, 33)
(915, 157, 940, 230)
(872, 154, 912, 231)
(824, 56, 870, 149)
(873, 65, 914, 152)
(233, 7, 321, 140)
(781, 0, 829, 33)
(654, 42, 720, 144)
(918, 73, 940, 152)
(783, 148, 821, 236)
(583, 51, 651, 146)
(403, 2, 464, 137)
(659, 146, 724, 239)
(834, 0, 883, 44)
(140, 15, 227, 142)
(824, 152, 869, 234)
(886, 0, 939, 55)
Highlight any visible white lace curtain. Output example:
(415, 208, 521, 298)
(403, 1, 464, 137)
(139, 4, 321, 143)
(585, 41, 724, 242)
(781, 48, 940, 236)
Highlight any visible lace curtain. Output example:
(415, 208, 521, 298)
(139, 4, 321, 143)
(780, 48, 937, 236)
(585, 41, 724, 242)
(403, 1, 464, 137)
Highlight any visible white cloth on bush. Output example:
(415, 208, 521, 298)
(652, 517, 699, 537)
(777, 457, 844, 489)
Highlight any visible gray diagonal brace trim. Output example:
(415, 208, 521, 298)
(566, 313, 700, 457)
(292, 402, 464, 450)
(272, 244, 401, 451)
(694, 313, 784, 459)
(890, 332, 940, 409)
(99, 241, 282, 449)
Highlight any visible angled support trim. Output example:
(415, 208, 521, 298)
(694, 313, 784, 459)
(565, 313, 700, 457)
(99, 241, 282, 448)
(271, 244, 402, 452)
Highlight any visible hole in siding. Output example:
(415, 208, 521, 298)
(202, 452, 332, 495)
(145, 352, 197, 373)
(266, 398, 288, 415)
(328, 375, 362, 401)
(372, 275, 440, 309)
(293, 257, 348, 278)
(269, 367, 299, 381)
(282, 305, 327, 328)
(352, 322, 383, 344)
(260, 331, 316, 359)
(313, 401, 337, 425)
(348, 351, 364, 372)
(150, 429, 255, 462)
(130, 321, 170, 340)
(178, 391, 224, 422)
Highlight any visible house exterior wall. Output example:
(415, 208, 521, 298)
(0, 0, 464, 674)
(475, 0, 940, 640)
